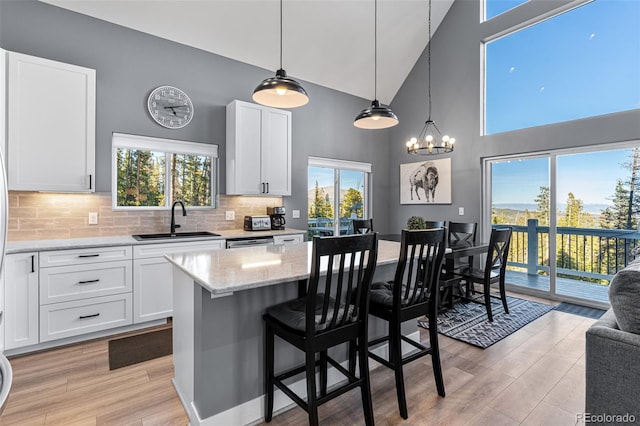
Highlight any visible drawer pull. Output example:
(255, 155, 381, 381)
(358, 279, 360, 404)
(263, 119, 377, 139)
(282, 238, 294, 242)
(78, 254, 100, 258)
(79, 313, 100, 320)
(78, 279, 100, 284)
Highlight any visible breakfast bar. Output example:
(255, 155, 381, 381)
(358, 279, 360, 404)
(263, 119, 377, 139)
(166, 239, 403, 425)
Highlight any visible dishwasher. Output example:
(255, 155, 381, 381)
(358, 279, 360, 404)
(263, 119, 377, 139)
(225, 236, 275, 249)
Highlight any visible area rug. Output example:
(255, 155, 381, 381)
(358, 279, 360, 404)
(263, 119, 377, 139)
(552, 302, 606, 319)
(108, 327, 172, 370)
(418, 296, 553, 349)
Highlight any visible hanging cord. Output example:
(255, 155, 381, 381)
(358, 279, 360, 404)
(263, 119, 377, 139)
(279, 0, 283, 69)
(427, 0, 432, 121)
(374, 0, 378, 100)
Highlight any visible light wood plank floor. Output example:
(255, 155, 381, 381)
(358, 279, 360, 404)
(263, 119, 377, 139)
(0, 295, 595, 425)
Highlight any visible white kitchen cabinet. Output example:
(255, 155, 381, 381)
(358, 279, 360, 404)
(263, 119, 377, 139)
(4, 252, 39, 350)
(133, 239, 225, 323)
(226, 100, 291, 195)
(38, 246, 133, 342)
(7, 51, 96, 192)
(273, 234, 304, 245)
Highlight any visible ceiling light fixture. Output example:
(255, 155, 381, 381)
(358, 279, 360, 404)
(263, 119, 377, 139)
(406, 0, 455, 155)
(354, 0, 399, 129)
(252, 0, 309, 108)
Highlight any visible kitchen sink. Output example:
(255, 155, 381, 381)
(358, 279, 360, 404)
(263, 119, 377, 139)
(132, 231, 221, 241)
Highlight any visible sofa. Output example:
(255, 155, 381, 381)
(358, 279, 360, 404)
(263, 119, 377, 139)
(585, 259, 640, 425)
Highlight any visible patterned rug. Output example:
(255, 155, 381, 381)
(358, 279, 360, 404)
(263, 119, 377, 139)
(552, 302, 606, 319)
(418, 296, 554, 349)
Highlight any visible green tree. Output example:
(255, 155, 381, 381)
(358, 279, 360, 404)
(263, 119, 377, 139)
(534, 186, 550, 225)
(601, 180, 632, 229)
(309, 181, 333, 218)
(340, 188, 363, 218)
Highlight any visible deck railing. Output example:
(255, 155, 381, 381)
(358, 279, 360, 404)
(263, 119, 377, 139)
(497, 219, 640, 283)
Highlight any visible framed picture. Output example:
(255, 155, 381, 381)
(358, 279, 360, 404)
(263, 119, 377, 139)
(400, 158, 452, 204)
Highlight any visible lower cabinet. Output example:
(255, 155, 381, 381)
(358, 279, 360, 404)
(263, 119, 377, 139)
(273, 234, 304, 245)
(4, 252, 39, 350)
(40, 293, 132, 342)
(133, 239, 225, 323)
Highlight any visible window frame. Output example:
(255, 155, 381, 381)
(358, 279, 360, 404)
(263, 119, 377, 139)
(308, 156, 372, 236)
(111, 132, 218, 210)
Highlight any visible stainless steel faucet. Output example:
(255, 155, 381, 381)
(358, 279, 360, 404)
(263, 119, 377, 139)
(170, 200, 187, 236)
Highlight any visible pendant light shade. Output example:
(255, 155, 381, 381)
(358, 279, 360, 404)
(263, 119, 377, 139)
(354, 99, 399, 129)
(252, 1, 309, 108)
(253, 68, 309, 108)
(354, 0, 399, 129)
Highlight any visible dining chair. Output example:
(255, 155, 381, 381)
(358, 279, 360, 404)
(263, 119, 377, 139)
(353, 218, 373, 234)
(263, 233, 379, 426)
(454, 227, 512, 322)
(367, 228, 447, 419)
(444, 222, 478, 301)
(424, 220, 445, 229)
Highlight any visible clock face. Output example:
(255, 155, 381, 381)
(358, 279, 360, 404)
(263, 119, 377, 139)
(147, 86, 194, 129)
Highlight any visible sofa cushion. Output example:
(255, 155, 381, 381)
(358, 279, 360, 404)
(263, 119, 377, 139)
(609, 258, 640, 334)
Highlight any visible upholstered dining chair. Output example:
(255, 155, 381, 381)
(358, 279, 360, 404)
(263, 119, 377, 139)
(353, 218, 373, 234)
(263, 233, 379, 426)
(454, 227, 512, 322)
(367, 228, 447, 419)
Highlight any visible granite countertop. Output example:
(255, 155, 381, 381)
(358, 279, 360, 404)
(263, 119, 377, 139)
(165, 239, 401, 295)
(6, 228, 306, 254)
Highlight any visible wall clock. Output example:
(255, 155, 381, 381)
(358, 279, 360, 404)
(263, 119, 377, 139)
(147, 86, 194, 129)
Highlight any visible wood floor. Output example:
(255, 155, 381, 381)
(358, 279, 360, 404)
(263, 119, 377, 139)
(0, 295, 594, 425)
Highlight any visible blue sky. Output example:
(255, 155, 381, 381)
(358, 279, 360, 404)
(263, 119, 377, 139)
(486, 0, 640, 134)
(489, 0, 639, 208)
(492, 148, 633, 205)
(308, 167, 363, 197)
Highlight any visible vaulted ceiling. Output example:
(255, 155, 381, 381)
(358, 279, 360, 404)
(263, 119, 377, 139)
(41, 0, 454, 105)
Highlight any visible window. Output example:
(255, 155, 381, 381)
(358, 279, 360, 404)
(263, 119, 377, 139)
(484, 0, 528, 21)
(112, 133, 218, 209)
(484, 0, 640, 134)
(307, 157, 371, 238)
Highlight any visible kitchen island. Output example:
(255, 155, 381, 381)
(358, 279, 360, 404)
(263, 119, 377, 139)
(166, 239, 403, 425)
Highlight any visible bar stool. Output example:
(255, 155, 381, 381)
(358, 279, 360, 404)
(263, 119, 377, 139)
(367, 229, 447, 419)
(263, 233, 379, 426)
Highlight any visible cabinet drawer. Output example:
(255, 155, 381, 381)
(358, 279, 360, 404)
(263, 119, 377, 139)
(133, 240, 225, 259)
(273, 234, 304, 245)
(39, 260, 133, 305)
(39, 293, 132, 342)
(40, 246, 132, 267)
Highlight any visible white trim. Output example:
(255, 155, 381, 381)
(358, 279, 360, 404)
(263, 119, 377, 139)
(308, 156, 372, 173)
(112, 133, 218, 157)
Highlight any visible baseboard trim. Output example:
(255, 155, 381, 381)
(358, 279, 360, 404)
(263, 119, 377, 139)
(178, 330, 420, 426)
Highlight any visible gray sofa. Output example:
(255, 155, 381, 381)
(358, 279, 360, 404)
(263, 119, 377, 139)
(586, 309, 640, 424)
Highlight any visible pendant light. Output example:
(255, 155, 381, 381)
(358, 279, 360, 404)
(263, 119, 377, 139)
(252, 0, 309, 108)
(406, 0, 455, 154)
(354, 0, 399, 129)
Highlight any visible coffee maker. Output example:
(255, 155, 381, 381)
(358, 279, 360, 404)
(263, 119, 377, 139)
(267, 206, 286, 230)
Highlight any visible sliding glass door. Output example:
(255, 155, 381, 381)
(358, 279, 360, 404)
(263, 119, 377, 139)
(486, 145, 640, 306)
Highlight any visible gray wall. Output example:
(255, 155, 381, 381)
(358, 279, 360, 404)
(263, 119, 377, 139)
(0, 0, 391, 233)
(389, 0, 640, 237)
(3, 0, 639, 237)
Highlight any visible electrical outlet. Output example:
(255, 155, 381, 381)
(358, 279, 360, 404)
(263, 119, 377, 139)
(225, 211, 235, 221)
(292, 209, 300, 219)
(88, 212, 98, 225)
(458, 207, 465, 216)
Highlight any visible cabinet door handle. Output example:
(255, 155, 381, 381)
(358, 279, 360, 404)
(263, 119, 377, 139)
(78, 279, 100, 284)
(79, 313, 100, 320)
(31, 255, 35, 273)
(89, 174, 93, 190)
(261, 182, 265, 193)
(266, 182, 269, 193)
(78, 254, 100, 258)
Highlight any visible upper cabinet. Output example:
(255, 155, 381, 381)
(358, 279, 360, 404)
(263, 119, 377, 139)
(226, 100, 291, 196)
(7, 52, 96, 192)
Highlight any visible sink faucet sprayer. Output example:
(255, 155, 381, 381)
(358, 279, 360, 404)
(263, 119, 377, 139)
(170, 200, 187, 236)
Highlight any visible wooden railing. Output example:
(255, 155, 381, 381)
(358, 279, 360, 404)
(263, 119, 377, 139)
(497, 219, 640, 283)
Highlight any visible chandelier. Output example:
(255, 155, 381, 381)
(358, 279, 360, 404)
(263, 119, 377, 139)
(406, 0, 455, 155)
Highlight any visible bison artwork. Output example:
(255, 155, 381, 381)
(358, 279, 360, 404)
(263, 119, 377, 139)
(409, 161, 439, 202)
